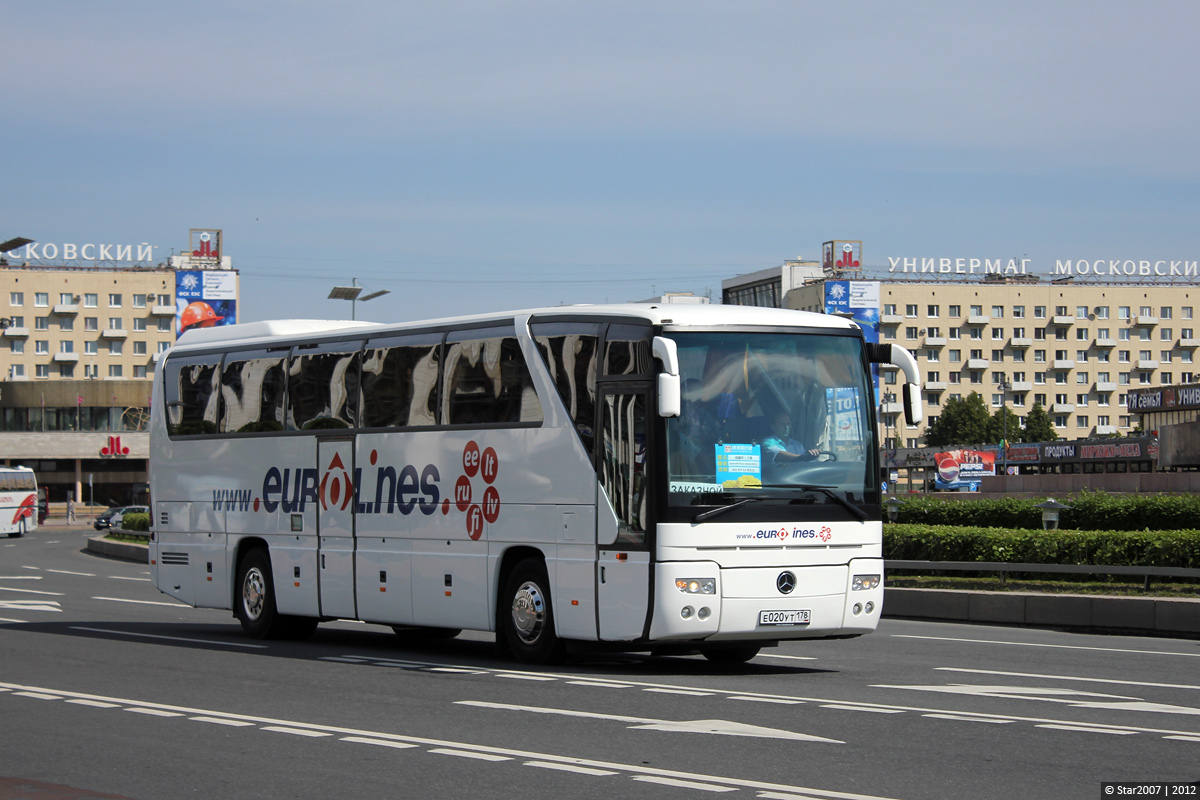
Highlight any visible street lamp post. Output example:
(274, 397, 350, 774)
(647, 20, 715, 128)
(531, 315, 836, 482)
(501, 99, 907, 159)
(328, 278, 390, 320)
(998, 376, 1011, 477)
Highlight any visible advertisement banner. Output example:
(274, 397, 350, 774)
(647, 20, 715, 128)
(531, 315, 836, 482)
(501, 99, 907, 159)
(932, 448, 996, 492)
(177, 270, 238, 339)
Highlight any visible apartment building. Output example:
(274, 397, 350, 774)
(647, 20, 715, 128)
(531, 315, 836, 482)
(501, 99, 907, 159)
(788, 275, 1200, 447)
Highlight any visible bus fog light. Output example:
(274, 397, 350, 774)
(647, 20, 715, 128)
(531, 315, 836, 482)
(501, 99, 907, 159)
(681, 606, 694, 619)
(865, 601, 875, 614)
(852, 574, 880, 591)
(676, 578, 716, 595)
(852, 603, 863, 615)
(697, 606, 711, 620)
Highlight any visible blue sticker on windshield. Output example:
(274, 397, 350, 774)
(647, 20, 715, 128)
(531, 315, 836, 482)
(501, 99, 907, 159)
(715, 444, 762, 488)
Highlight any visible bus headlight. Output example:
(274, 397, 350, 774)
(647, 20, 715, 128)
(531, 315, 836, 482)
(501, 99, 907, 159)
(851, 574, 880, 591)
(676, 578, 716, 595)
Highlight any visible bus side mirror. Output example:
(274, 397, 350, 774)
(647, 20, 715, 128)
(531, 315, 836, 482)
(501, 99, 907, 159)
(902, 382, 923, 426)
(652, 336, 680, 417)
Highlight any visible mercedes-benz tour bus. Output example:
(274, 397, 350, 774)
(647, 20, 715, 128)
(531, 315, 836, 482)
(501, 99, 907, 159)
(149, 304, 920, 663)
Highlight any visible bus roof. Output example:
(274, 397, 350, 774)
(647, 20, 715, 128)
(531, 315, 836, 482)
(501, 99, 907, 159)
(167, 304, 857, 354)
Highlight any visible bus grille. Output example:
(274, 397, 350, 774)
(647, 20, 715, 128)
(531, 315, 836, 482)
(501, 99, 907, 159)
(160, 552, 189, 565)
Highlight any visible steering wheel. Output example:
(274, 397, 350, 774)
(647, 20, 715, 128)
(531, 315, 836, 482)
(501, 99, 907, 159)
(813, 450, 838, 462)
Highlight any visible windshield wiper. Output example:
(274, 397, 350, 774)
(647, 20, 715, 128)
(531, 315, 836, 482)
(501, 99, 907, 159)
(693, 497, 766, 523)
(759, 484, 869, 521)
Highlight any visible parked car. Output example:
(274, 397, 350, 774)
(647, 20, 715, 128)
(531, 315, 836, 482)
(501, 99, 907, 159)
(94, 505, 148, 531)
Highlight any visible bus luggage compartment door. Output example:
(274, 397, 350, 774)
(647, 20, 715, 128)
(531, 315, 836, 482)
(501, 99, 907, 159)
(317, 438, 357, 620)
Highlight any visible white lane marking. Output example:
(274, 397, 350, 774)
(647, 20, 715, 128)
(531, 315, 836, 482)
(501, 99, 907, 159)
(108, 576, 152, 582)
(644, 688, 714, 696)
(568, 680, 633, 688)
(497, 673, 557, 681)
(0, 586, 63, 596)
(263, 726, 332, 737)
(341, 736, 419, 749)
(458, 700, 843, 743)
(759, 793, 839, 800)
(820, 705, 904, 714)
(0, 600, 61, 612)
(880, 684, 1200, 717)
(20, 566, 40, 570)
(756, 653, 819, 661)
(523, 760, 617, 776)
(71, 627, 269, 649)
(15, 691, 59, 700)
(1036, 724, 1138, 735)
(0, 575, 43, 580)
(634, 775, 737, 792)
(92, 596, 191, 607)
(1165, 735, 1200, 742)
(429, 748, 511, 761)
(0, 681, 923, 800)
(0, 616, 29, 622)
(125, 708, 184, 717)
(47, 569, 95, 577)
(428, 667, 487, 674)
(895, 634, 1200, 659)
(937, 667, 1200, 693)
(923, 714, 1012, 724)
(66, 699, 120, 709)
(191, 716, 256, 727)
(728, 696, 803, 705)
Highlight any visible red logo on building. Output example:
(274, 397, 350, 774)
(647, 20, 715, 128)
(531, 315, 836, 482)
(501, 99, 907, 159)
(101, 435, 129, 457)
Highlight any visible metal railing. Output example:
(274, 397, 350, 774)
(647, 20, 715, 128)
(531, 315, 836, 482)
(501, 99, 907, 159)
(885, 560, 1200, 591)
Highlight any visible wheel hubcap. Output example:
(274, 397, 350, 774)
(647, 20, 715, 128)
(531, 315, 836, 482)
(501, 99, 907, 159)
(243, 568, 265, 621)
(511, 580, 547, 645)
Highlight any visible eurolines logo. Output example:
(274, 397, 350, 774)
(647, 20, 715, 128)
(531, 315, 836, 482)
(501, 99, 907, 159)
(209, 440, 503, 541)
(738, 526, 833, 542)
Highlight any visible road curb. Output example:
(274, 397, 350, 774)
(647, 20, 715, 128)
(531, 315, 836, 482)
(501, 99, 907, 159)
(884, 587, 1200, 636)
(86, 535, 149, 563)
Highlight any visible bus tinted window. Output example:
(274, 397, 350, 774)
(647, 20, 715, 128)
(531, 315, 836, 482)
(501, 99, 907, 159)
(360, 334, 441, 429)
(604, 324, 653, 376)
(287, 346, 362, 431)
(166, 358, 221, 436)
(443, 329, 543, 425)
(531, 322, 600, 454)
(220, 351, 286, 433)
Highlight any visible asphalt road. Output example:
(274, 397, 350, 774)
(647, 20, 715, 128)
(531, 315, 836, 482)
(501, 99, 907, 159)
(1, 526, 1198, 800)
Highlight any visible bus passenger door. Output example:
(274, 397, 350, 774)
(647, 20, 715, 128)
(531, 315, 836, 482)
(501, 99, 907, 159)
(317, 437, 357, 620)
(596, 387, 652, 640)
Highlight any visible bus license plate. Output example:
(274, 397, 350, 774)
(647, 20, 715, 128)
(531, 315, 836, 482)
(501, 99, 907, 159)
(759, 609, 810, 626)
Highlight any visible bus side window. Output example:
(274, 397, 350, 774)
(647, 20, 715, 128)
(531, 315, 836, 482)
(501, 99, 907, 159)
(443, 329, 543, 426)
(220, 351, 286, 433)
(531, 322, 600, 454)
(165, 358, 221, 436)
(287, 346, 362, 431)
(604, 324, 653, 376)
(360, 334, 442, 429)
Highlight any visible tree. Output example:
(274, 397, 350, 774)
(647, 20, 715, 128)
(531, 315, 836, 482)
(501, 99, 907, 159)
(986, 405, 1024, 445)
(1022, 401, 1057, 442)
(924, 391, 991, 446)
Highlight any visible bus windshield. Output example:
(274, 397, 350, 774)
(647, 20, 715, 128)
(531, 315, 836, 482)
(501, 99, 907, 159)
(665, 331, 875, 506)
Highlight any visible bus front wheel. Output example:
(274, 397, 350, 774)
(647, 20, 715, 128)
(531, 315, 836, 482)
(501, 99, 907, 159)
(8, 518, 25, 538)
(500, 558, 565, 665)
(234, 548, 316, 640)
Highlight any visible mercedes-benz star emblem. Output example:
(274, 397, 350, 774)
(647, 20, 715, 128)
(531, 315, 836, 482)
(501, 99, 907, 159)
(776, 571, 796, 594)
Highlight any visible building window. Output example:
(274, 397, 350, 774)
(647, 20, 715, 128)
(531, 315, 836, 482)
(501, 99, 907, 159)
(108, 294, 122, 308)
(1162, 372, 1173, 384)
(109, 364, 123, 378)
(1054, 415, 1068, 427)
(59, 341, 73, 354)
(992, 328, 1005, 340)
(84, 293, 98, 308)
(84, 317, 98, 331)
(1076, 328, 1089, 340)
(35, 340, 48, 355)
(1098, 414, 1110, 426)
(134, 365, 147, 378)
(1077, 306, 1088, 319)
(1034, 306, 1046, 319)
(9, 340, 22, 354)
(1119, 306, 1130, 320)
(109, 317, 123, 330)
(157, 318, 172, 332)
(1161, 328, 1174, 341)
(906, 326, 918, 339)
(1077, 415, 1089, 428)
(9, 364, 23, 378)
(949, 371, 961, 384)
(85, 341, 98, 355)
(927, 305, 939, 317)
(59, 317, 73, 332)
(34, 292, 48, 307)
(1162, 307, 1173, 319)
(949, 305, 961, 318)
(133, 341, 147, 355)
(991, 349, 1004, 361)
(970, 304, 983, 317)
(35, 364, 49, 379)
(1013, 305, 1025, 319)
(59, 363, 75, 379)
(9, 292, 22, 306)
(1034, 328, 1046, 341)
(970, 327, 983, 340)
(158, 341, 170, 353)
(133, 318, 148, 332)
(991, 306, 1004, 318)
(949, 327, 960, 340)
(1095, 306, 1109, 319)
(1034, 350, 1046, 362)
(109, 340, 123, 355)
(1055, 328, 1068, 341)
(905, 304, 918, 317)
(34, 317, 48, 331)
(949, 349, 961, 363)
(133, 294, 147, 308)
(1184, 307, 1194, 320)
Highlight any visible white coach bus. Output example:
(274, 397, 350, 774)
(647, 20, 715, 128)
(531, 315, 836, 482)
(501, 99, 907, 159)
(0, 466, 39, 537)
(149, 304, 921, 664)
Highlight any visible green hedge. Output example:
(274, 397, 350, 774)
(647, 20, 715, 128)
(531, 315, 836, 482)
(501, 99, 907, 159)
(884, 524, 1200, 569)
(119, 512, 150, 532)
(888, 490, 1200, 532)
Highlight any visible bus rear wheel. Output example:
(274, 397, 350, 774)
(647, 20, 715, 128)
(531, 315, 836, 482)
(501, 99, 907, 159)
(500, 558, 565, 665)
(235, 548, 316, 640)
(8, 519, 25, 538)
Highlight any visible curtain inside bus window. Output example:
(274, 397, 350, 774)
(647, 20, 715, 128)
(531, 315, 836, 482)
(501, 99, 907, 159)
(220, 351, 286, 433)
(603, 324, 653, 376)
(531, 322, 600, 454)
(164, 358, 221, 436)
(600, 392, 647, 545)
(443, 329, 543, 425)
(360, 333, 442, 429)
(286, 347, 362, 431)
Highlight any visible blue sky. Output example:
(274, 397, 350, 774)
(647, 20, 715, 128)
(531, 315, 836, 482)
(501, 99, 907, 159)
(3, 1, 1198, 323)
